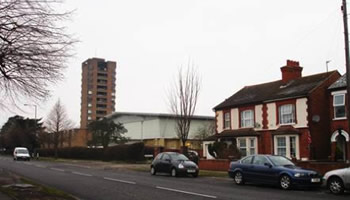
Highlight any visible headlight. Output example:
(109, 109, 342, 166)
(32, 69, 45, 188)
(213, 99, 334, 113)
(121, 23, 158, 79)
(294, 173, 306, 177)
(178, 163, 184, 169)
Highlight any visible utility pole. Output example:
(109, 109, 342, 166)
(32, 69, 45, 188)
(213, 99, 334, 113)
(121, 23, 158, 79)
(342, 0, 350, 135)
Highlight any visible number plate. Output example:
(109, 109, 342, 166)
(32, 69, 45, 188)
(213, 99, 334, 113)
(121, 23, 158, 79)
(187, 169, 196, 173)
(311, 178, 320, 183)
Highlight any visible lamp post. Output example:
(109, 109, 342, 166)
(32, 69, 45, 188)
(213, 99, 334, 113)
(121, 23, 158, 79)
(24, 104, 37, 119)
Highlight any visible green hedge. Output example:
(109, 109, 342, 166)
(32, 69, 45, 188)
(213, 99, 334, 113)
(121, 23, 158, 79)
(37, 142, 146, 161)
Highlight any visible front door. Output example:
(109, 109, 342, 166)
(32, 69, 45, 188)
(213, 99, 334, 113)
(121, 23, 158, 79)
(336, 135, 347, 161)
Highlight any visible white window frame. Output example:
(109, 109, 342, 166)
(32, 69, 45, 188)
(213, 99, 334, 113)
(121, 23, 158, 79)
(236, 137, 258, 157)
(241, 110, 254, 128)
(279, 104, 295, 125)
(274, 135, 299, 159)
(333, 93, 346, 119)
(224, 111, 231, 129)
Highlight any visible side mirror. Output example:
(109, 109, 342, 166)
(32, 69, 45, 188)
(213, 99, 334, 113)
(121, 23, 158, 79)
(264, 163, 272, 168)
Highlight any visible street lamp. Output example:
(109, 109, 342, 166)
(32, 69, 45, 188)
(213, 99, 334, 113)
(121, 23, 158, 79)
(24, 104, 37, 119)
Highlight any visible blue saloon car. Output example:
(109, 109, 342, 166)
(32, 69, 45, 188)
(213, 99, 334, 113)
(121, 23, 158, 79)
(228, 155, 322, 190)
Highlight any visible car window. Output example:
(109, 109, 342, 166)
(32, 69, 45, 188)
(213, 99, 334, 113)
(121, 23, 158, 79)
(169, 154, 189, 161)
(241, 156, 253, 164)
(252, 156, 269, 166)
(268, 156, 294, 166)
(154, 153, 163, 160)
(162, 154, 170, 160)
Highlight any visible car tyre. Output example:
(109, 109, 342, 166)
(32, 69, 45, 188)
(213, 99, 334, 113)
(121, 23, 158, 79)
(171, 168, 177, 177)
(280, 175, 292, 190)
(151, 166, 156, 175)
(233, 171, 244, 185)
(192, 172, 198, 178)
(328, 177, 344, 195)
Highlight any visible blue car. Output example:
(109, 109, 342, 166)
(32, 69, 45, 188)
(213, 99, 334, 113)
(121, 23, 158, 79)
(228, 155, 322, 190)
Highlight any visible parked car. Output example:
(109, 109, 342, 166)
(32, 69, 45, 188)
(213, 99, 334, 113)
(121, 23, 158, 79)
(228, 154, 322, 190)
(323, 166, 350, 194)
(13, 147, 30, 161)
(150, 152, 199, 177)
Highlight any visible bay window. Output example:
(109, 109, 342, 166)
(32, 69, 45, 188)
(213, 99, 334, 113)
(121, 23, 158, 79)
(274, 135, 299, 159)
(237, 137, 257, 157)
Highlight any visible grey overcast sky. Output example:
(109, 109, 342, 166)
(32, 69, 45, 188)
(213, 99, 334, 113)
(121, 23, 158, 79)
(0, 0, 348, 127)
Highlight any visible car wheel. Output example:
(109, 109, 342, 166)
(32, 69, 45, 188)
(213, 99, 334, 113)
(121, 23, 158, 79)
(328, 177, 344, 195)
(234, 171, 244, 185)
(171, 168, 177, 177)
(192, 172, 198, 178)
(151, 166, 156, 175)
(280, 175, 292, 190)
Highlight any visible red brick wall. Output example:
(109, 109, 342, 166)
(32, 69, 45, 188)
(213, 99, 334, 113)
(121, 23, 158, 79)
(199, 159, 230, 171)
(296, 161, 349, 175)
(308, 71, 341, 159)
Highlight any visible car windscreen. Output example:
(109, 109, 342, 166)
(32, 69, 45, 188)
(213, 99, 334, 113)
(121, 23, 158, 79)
(170, 154, 189, 161)
(268, 156, 294, 166)
(17, 149, 28, 154)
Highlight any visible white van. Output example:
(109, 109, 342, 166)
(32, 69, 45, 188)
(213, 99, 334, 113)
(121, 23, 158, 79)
(13, 147, 30, 161)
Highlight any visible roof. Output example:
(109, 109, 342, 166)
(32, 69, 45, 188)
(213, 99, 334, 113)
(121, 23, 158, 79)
(217, 128, 260, 138)
(106, 111, 215, 121)
(329, 74, 347, 90)
(214, 71, 338, 110)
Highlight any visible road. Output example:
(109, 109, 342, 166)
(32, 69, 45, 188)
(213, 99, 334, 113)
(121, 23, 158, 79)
(0, 156, 348, 200)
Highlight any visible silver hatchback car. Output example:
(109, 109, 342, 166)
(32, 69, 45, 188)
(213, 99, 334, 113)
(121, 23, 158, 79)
(323, 167, 350, 194)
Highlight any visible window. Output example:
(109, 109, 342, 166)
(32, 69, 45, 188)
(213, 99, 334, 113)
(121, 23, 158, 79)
(88, 90, 92, 95)
(88, 109, 91, 114)
(241, 156, 253, 164)
(274, 135, 299, 159)
(279, 104, 295, 124)
(334, 94, 346, 119)
(87, 116, 92, 120)
(223, 111, 231, 129)
(88, 103, 92, 107)
(252, 155, 269, 166)
(237, 137, 257, 157)
(241, 110, 254, 128)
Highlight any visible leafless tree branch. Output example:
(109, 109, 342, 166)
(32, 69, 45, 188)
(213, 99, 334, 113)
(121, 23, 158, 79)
(169, 61, 201, 151)
(0, 0, 77, 107)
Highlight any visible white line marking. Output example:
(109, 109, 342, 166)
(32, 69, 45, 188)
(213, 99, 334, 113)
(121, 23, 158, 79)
(72, 171, 92, 177)
(156, 186, 217, 199)
(51, 168, 65, 172)
(103, 177, 136, 185)
(63, 163, 91, 169)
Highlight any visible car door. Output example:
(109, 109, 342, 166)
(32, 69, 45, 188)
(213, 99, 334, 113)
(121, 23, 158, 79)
(250, 155, 274, 184)
(345, 167, 350, 189)
(239, 156, 254, 181)
(161, 154, 172, 173)
(153, 153, 163, 172)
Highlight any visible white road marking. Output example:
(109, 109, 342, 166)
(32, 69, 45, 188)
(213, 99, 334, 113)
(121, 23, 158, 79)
(72, 171, 92, 177)
(103, 177, 136, 185)
(63, 163, 91, 169)
(156, 186, 217, 199)
(51, 168, 65, 172)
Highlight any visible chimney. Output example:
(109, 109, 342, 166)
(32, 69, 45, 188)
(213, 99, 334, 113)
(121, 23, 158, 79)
(280, 60, 303, 84)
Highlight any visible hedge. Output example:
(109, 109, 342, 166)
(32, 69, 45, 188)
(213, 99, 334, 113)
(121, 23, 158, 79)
(37, 142, 146, 161)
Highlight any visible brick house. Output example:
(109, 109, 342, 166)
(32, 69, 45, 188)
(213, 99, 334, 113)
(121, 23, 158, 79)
(210, 60, 340, 161)
(328, 74, 350, 161)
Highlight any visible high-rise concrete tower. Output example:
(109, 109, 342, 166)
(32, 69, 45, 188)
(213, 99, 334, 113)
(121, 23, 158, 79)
(80, 58, 116, 128)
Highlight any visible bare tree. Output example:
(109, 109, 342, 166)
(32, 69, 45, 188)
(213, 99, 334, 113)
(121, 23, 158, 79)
(169, 64, 201, 153)
(45, 99, 74, 158)
(194, 122, 215, 140)
(0, 0, 76, 106)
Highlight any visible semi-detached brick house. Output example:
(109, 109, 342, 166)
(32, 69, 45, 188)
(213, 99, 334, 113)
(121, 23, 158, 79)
(328, 74, 350, 161)
(211, 60, 340, 161)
